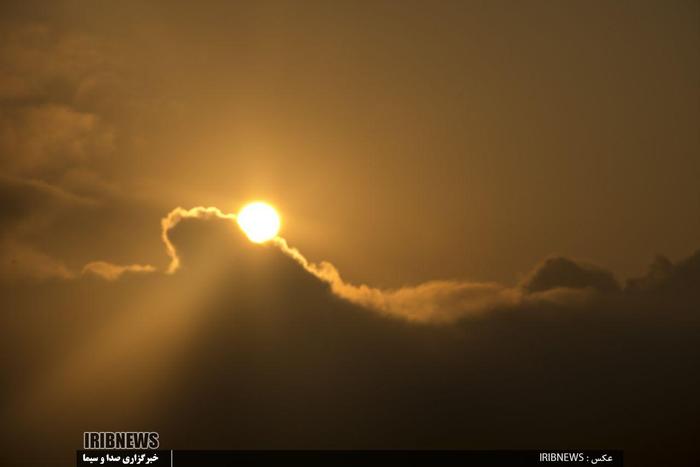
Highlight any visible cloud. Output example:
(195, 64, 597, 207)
(0, 23, 125, 282)
(82, 261, 156, 281)
(0, 174, 96, 217)
(0, 239, 73, 281)
(11, 199, 695, 327)
(0, 23, 117, 178)
(0, 104, 114, 176)
(626, 251, 700, 296)
(521, 256, 620, 294)
(4, 217, 698, 467)
(160, 206, 237, 274)
(152, 206, 640, 323)
(0, 23, 113, 102)
(0, 174, 98, 282)
(2, 202, 698, 467)
(273, 236, 518, 322)
(154, 206, 518, 321)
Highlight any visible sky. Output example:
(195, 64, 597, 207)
(0, 1, 699, 466)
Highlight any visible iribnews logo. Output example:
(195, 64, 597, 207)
(84, 432, 159, 449)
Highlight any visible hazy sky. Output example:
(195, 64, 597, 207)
(2, 0, 698, 287)
(1, 2, 699, 466)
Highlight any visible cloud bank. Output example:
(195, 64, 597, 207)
(4, 207, 697, 467)
(6, 200, 696, 325)
(138, 205, 695, 323)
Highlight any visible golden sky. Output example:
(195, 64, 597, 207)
(1, 0, 698, 287)
(0, 2, 699, 466)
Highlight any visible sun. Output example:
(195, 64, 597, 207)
(236, 201, 281, 243)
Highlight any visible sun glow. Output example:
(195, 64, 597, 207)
(237, 202, 281, 243)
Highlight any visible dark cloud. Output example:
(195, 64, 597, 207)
(0, 238, 73, 280)
(1, 216, 697, 467)
(626, 251, 700, 296)
(0, 176, 84, 232)
(0, 175, 96, 280)
(522, 256, 621, 294)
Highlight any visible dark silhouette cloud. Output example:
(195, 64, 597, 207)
(1, 216, 697, 467)
(522, 256, 621, 294)
(626, 251, 700, 296)
(0, 175, 95, 280)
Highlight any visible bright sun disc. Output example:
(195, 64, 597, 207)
(237, 202, 281, 243)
